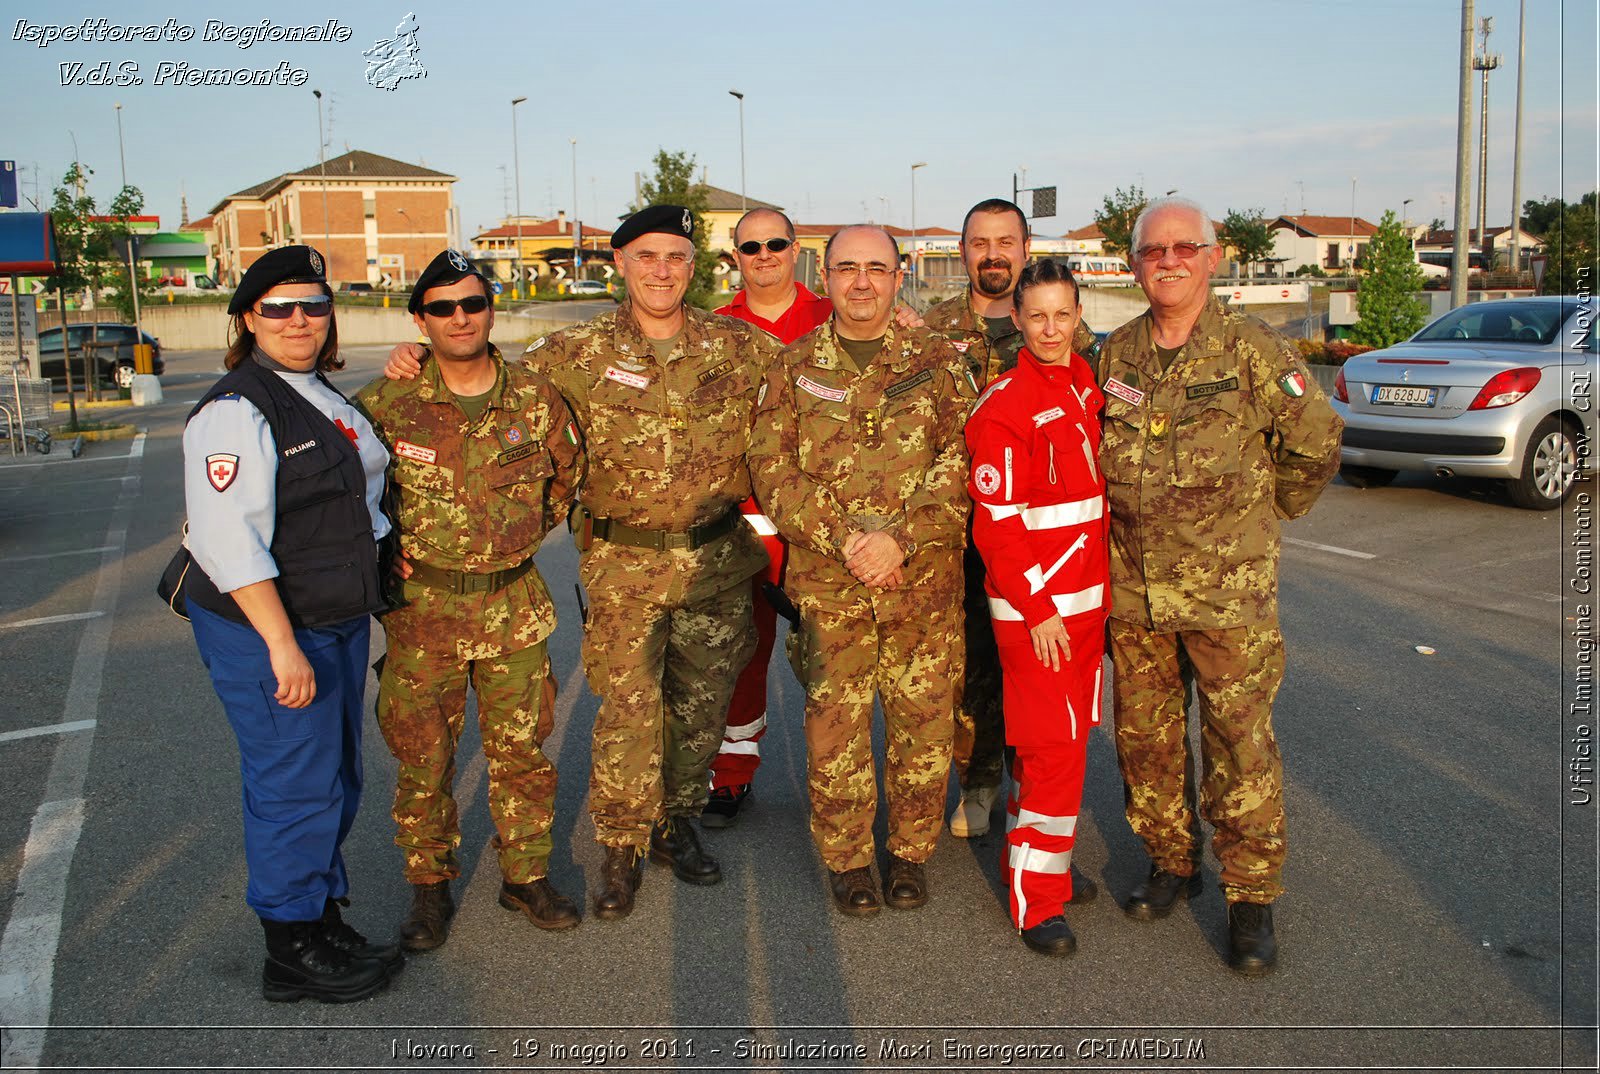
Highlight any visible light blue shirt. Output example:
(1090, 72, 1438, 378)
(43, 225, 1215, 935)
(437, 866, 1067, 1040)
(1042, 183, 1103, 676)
(184, 366, 391, 594)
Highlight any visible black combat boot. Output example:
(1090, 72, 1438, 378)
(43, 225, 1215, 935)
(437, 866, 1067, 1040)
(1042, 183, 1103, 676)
(1123, 865, 1202, 920)
(883, 855, 928, 909)
(322, 897, 404, 972)
(499, 878, 581, 931)
(260, 918, 389, 1003)
(398, 882, 455, 951)
(1227, 901, 1278, 975)
(594, 846, 644, 920)
(648, 816, 721, 885)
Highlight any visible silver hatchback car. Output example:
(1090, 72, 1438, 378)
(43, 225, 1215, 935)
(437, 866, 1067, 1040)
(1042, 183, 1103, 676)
(1333, 296, 1597, 509)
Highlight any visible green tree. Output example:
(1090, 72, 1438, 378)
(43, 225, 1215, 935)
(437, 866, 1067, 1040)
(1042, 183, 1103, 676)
(1093, 184, 1146, 258)
(630, 148, 719, 308)
(43, 163, 150, 321)
(102, 184, 156, 322)
(1218, 208, 1274, 278)
(1351, 210, 1428, 347)
(1527, 192, 1598, 295)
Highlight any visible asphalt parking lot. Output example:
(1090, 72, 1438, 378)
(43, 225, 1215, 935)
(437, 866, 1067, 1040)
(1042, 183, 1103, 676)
(0, 345, 1593, 1072)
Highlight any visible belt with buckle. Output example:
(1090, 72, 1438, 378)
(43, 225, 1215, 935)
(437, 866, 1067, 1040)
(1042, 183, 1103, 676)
(590, 509, 738, 552)
(406, 556, 535, 595)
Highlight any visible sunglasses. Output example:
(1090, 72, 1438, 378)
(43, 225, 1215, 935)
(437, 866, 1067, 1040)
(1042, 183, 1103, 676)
(1134, 242, 1211, 263)
(255, 296, 333, 319)
(737, 237, 795, 256)
(420, 295, 491, 317)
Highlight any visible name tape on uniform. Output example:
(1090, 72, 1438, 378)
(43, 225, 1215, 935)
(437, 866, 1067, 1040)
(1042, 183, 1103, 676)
(1032, 406, 1066, 427)
(1104, 377, 1145, 406)
(604, 366, 652, 390)
(884, 368, 933, 399)
(697, 359, 734, 387)
(1186, 376, 1239, 399)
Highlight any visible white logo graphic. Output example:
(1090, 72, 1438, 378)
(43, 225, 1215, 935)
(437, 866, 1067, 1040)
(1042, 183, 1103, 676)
(364, 13, 427, 91)
(308, 249, 323, 276)
(682, 209, 692, 233)
(447, 250, 469, 272)
(974, 463, 1001, 496)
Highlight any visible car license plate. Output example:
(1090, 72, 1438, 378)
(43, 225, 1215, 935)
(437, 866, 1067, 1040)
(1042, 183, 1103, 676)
(1372, 385, 1437, 407)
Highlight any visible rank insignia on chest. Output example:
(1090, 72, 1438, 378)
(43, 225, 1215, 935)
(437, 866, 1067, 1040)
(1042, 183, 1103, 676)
(861, 412, 881, 445)
(1148, 412, 1170, 438)
(497, 420, 531, 451)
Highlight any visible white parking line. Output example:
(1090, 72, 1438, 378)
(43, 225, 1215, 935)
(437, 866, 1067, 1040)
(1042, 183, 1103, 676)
(0, 720, 96, 744)
(0, 547, 116, 564)
(0, 612, 105, 630)
(1284, 536, 1377, 560)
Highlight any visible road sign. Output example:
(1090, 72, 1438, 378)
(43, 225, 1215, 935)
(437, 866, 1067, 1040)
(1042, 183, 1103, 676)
(491, 280, 504, 295)
(553, 265, 567, 280)
(602, 266, 614, 279)
(0, 295, 40, 375)
(379, 273, 394, 288)
(30, 279, 45, 295)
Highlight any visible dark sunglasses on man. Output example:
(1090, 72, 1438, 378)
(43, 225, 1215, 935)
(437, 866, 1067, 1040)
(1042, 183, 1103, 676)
(736, 237, 794, 256)
(420, 295, 491, 317)
(255, 296, 333, 319)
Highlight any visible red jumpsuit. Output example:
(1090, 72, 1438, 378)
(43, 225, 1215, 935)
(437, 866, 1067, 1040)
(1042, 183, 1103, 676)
(964, 345, 1108, 929)
(711, 283, 833, 789)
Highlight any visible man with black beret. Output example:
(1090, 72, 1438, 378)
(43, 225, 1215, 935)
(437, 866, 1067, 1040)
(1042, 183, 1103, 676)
(357, 249, 587, 948)
(383, 211, 777, 921)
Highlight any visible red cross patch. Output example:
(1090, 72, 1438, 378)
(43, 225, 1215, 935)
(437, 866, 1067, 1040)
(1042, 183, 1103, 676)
(205, 453, 240, 492)
(334, 418, 360, 444)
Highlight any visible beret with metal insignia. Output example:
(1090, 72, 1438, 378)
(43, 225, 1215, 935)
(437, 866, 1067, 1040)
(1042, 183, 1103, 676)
(228, 245, 328, 314)
(409, 248, 490, 313)
(611, 204, 696, 249)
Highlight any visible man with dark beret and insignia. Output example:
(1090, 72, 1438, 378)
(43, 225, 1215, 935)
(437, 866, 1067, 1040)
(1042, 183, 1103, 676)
(355, 249, 586, 948)
(749, 225, 974, 917)
(383, 207, 777, 920)
(1096, 197, 1341, 974)
(924, 199, 1102, 855)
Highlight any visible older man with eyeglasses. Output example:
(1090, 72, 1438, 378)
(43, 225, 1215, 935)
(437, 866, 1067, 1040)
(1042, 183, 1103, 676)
(382, 208, 777, 921)
(750, 225, 975, 917)
(1097, 197, 1341, 975)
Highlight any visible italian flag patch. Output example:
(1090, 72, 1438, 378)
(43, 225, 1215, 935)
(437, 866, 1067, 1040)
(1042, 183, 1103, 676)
(563, 420, 579, 446)
(1277, 370, 1307, 398)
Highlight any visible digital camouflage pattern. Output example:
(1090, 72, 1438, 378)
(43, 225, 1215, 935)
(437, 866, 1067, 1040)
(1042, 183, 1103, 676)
(923, 287, 1098, 790)
(355, 348, 584, 885)
(1108, 619, 1287, 903)
(1097, 297, 1342, 631)
(750, 321, 973, 868)
(524, 302, 774, 846)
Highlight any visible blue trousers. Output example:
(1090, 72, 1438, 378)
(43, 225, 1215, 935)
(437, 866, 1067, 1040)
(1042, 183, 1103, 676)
(188, 601, 370, 923)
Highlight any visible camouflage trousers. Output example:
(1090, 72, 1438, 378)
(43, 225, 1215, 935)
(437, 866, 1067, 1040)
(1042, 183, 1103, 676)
(953, 544, 1006, 790)
(376, 632, 556, 886)
(581, 559, 755, 848)
(1108, 618, 1287, 903)
(788, 601, 961, 872)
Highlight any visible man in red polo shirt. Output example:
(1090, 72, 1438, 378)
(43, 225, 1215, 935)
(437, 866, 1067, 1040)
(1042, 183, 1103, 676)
(704, 208, 831, 826)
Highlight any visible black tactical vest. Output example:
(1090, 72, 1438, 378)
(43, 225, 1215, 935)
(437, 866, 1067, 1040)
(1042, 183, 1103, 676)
(180, 359, 384, 629)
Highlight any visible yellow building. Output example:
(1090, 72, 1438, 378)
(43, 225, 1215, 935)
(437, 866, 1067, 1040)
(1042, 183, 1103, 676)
(470, 213, 612, 294)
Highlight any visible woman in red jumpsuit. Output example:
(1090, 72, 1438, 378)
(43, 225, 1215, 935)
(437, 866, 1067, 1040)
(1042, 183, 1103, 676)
(964, 258, 1107, 956)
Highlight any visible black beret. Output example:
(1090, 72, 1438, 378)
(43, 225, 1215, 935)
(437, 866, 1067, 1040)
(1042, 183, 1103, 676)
(228, 245, 327, 314)
(611, 204, 695, 250)
(409, 248, 489, 313)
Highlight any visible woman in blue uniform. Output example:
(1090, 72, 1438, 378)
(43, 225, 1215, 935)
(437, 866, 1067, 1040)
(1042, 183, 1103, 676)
(179, 246, 399, 1002)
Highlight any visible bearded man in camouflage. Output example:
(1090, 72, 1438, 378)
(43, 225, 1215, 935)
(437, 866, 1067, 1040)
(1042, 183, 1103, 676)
(751, 225, 974, 917)
(1097, 197, 1341, 974)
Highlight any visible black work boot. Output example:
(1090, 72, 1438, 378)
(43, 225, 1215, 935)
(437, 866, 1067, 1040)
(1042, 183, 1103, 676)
(499, 878, 581, 931)
(883, 855, 928, 910)
(322, 897, 404, 972)
(1123, 865, 1202, 920)
(260, 918, 389, 1003)
(1227, 901, 1278, 975)
(649, 816, 722, 885)
(594, 846, 644, 920)
(398, 882, 455, 952)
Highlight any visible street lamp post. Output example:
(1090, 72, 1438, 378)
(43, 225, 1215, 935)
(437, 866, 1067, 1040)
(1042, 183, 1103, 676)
(571, 138, 581, 285)
(1349, 177, 1358, 271)
(728, 90, 746, 213)
(312, 90, 330, 260)
(511, 96, 527, 300)
(113, 102, 142, 347)
(910, 161, 927, 296)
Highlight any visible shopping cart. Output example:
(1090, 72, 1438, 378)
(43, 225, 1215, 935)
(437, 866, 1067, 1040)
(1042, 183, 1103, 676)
(1, 367, 55, 455)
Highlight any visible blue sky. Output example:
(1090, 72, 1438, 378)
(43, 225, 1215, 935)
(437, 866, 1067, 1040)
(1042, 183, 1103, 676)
(3, 0, 1594, 240)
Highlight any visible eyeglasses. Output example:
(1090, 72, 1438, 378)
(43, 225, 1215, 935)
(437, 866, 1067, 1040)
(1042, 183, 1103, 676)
(1134, 242, 1211, 263)
(621, 249, 694, 267)
(420, 295, 490, 317)
(255, 296, 333, 319)
(736, 237, 794, 256)
(827, 263, 897, 280)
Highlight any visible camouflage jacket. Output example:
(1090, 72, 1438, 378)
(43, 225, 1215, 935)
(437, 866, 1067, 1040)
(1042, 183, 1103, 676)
(749, 321, 975, 617)
(355, 344, 584, 650)
(523, 303, 774, 595)
(924, 287, 1100, 388)
(1098, 297, 1343, 630)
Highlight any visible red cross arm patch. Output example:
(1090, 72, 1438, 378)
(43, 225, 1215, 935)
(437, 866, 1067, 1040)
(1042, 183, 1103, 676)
(205, 453, 240, 492)
(334, 418, 360, 444)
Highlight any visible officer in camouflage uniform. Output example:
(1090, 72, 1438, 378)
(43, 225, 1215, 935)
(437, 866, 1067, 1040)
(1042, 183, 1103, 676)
(923, 199, 1101, 853)
(522, 206, 776, 920)
(751, 225, 974, 917)
(1097, 198, 1341, 974)
(356, 250, 586, 950)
